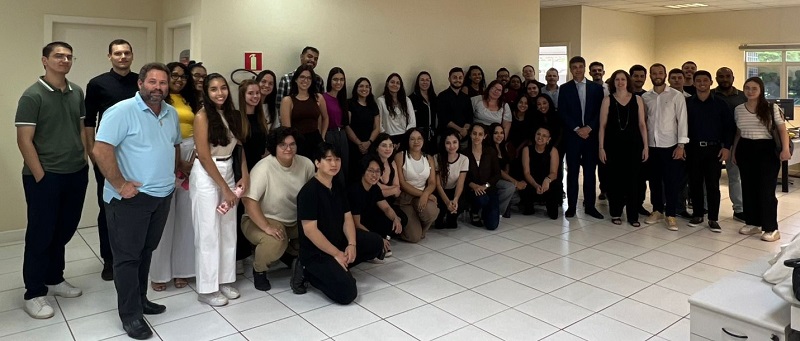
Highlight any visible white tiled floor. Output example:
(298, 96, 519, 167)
(2, 178, 800, 340)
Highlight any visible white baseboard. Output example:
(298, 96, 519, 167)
(0, 229, 25, 245)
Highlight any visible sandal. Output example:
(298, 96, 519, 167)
(630, 221, 641, 227)
(151, 281, 166, 292)
(174, 278, 188, 289)
(611, 218, 622, 225)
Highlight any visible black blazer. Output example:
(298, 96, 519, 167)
(557, 79, 604, 138)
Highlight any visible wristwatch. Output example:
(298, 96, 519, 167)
(484, 183, 490, 189)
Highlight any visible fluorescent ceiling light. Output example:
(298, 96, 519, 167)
(665, 3, 708, 8)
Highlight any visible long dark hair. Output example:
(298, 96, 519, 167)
(203, 73, 246, 146)
(289, 65, 318, 97)
(368, 132, 393, 158)
(383, 73, 409, 120)
(238, 79, 267, 141)
(607, 70, 634, 94)
(482, 80, 506, 108)
(349, 77, 378, 112)
(465, 123, 490, 154)
(398, 127, 426, 155)
(413, 71, 436, 99)
(437, 128, 461, 184)
(326, 67, 348, 114)
(165, 62, 200, 113)
(744, 77, 774, 127)
(255, 69, 277, 126)
(488, 123, 509, 160)
(466, 65, 486, 92)
(534, 94, 557, 116)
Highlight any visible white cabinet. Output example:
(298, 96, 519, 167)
(690, 272, 789, 340)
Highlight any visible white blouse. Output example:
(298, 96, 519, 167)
(378, 96, 416, 136)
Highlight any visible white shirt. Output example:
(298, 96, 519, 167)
(642, 86, 689, 148)
(471, 95, 512, 125)
(378, 96, 415, 136)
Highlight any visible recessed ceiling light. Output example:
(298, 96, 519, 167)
(665, 3, 708, 8)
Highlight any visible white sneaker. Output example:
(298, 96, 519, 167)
(220, 285, 240, 300)
(644, 211, 663, 224)
(236, 260, 244, 275)
(198, 292, 228, 306)
(761, 230, 781, 242)
(47, 280, 82, 298)
(24, 296, 54, 319)
(739, 225, 761, 235)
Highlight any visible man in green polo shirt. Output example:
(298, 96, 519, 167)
(15, 41, 89, 320)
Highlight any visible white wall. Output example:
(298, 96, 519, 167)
(194, 0, 540, 95)
(581, 6, 655, 78)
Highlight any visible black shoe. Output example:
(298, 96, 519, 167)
(434, 218, 446, 229)
(638, 206, 651, 216)
(502, 207, 511, 219)
(565, 207, 576, 218)
(142, 299, 166, 315)
(290, 258, 307, 295)
(598, 192, 607, 200)
(253, 269, 271, 291)
(688, 217, 704, 227)
(123, 318, 153, 340)
(585, 208, 604, 219)
(522, 204, 535, 216)
(470, 212, 484, 227)
(733, 212, 746, 222)
(547, 210, 558, 220)
(678, 210, 692, 219)
(101, 262, 113, 281)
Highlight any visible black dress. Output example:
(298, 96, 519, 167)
(243, 113, 268, 171)
(521, 145, 561, 219)
(604, 94, 643, 222)
(347, 100, 378, 180)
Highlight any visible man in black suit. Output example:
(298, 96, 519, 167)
(557, 56, 605, 219)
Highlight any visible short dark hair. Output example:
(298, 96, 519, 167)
(650, 63, 667, 74)
(569, 56, 586, 67)
(682, 61, 697, 68)
(266, 126, 301, 156)
(694, 70, 712, 80)
(301, 46, 319, 55)
(43, 41, 72, 57)
(496, 68, 509, 76)
(668, 68, 684, 77)
(629, 64, 647, 75)
(108, 39, 132, 54)
(359, 154, 384, 177)
(312, 142, 340, 162)
(448, 67, 464, 77)
(589, 61, 604, 69)
(137, 62, 169, 82)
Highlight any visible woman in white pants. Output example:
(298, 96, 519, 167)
(191, 73, 250, 306)
(150, 62, 200, 291)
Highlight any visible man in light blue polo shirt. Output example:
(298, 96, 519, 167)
(93, 62, 181, 340)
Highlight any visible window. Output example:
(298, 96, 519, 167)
(539, 45, 567, 86)
(745, 49, 800, 104)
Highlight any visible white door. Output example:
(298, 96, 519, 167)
(51, 21, 152, 229)
(172, 25, 191, 62)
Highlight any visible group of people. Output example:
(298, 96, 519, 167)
(14, 39, 792, 340)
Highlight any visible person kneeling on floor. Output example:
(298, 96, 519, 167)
(291, 142, 385, 304)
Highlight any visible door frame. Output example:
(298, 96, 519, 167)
(44, 15, 157, 63)
(163, 16, 197, 63)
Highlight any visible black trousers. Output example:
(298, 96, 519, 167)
(436, 188, 466, 229)
(650, 146, 685, 217)
(687, 144, 722, 221)
(363, 204, 406, 239)
(93, 164, 113, 264)
(606, 149, 641, 222)
(298, 131, 323, 160)
(235, 204, 253, 261)
(638, 158, 650, 208)
(22, 166, 89, 299)
(565, 136, 598, 209)
(520, 180, 562, 218)
(736, 138, 780, 232)
(598, 161, 608, 194)
(302, 229, 383, 304)
(105, 192, 172, 323)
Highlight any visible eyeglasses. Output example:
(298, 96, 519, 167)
(297, 75, 312, 81)
(365, 168, 382, 175)
(52, 53, 74, 62)
(278, 143, 297, 150)
(171, 73, 188, 80)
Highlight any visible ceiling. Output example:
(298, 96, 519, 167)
(540, 0, 800, 16)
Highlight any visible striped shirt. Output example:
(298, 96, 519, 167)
(734, 103, 783, 140)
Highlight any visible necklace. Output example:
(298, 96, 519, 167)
(614, 95, 630, 131)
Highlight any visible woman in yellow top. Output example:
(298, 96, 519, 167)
(150, 62, 201, 291)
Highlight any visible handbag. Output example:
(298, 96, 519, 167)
(232, 144, 243, 182)
(770, 105, 794, 157)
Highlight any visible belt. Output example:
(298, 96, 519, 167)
(692, 141, 719, 147)
(214, 155, 232, 161)
(328, 127, 343, 132)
